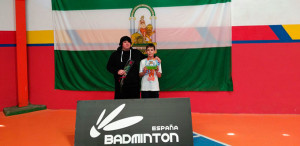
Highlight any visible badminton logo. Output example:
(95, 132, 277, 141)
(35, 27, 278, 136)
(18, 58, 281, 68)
(90, 104, 143, 138)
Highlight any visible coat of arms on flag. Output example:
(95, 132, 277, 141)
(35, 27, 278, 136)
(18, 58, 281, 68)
(130, 4, 157, 54)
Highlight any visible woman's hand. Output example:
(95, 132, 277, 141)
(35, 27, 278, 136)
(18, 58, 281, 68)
(118, 70, 126, 76)
(155, 56, 161, 64)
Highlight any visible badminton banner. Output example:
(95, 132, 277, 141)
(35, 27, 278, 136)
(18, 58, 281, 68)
(52, 0, 233, 91)
(74, 98, 193, 145)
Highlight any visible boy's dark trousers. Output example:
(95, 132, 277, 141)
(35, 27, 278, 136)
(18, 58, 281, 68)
(141, 91, 159, 98)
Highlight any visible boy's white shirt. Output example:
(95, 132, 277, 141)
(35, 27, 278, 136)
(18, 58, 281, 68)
(139, 58, 162, 91)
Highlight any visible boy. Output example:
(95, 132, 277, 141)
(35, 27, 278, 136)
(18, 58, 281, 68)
(139, 43, 162, 98)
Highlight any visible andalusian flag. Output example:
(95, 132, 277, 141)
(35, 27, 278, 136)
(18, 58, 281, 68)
(52, 0, 233, 91)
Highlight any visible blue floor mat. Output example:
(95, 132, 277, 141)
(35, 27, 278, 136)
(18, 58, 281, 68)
(193, 132, 230, 146)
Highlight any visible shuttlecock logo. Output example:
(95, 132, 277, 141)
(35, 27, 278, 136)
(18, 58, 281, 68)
(90, 104, 143, 138)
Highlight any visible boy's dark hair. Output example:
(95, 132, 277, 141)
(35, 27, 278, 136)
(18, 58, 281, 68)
(119, 36, 132, 46)
(146, 43, 156, 50)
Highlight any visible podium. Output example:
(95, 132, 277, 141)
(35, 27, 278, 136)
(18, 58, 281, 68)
(74, 98, 193, 146)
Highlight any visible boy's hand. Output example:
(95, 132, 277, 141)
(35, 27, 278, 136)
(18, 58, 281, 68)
(139, 67, 148, 77)
(143, 67, 148, 73)
(155, 67, 162, 78)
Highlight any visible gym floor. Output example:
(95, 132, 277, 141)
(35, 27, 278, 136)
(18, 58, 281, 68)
(1, 110, 299, 146)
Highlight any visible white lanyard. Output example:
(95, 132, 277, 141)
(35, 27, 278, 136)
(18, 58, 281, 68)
(121, 49, 131, 62)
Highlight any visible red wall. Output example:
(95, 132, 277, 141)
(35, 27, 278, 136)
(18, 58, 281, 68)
(0, 31, 18, 109)
(1, 27, 300, 114)
(0, 47, 18, 109)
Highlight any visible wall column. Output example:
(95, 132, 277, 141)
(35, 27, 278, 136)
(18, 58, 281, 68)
(15, 0, 28, 107)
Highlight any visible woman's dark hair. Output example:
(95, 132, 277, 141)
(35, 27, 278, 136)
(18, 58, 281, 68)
(119, 36, 132, 46)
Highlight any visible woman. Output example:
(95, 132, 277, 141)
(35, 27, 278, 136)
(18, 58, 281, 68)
(107, 36, 146, 99)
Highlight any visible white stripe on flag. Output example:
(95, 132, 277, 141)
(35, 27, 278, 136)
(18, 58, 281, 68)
(53, 3, 230, 29)
(53, 3, 231, 51)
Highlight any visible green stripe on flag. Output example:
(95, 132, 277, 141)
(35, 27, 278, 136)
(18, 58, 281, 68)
(52, 0, 231, 11)
(55, 47, 233, 91)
